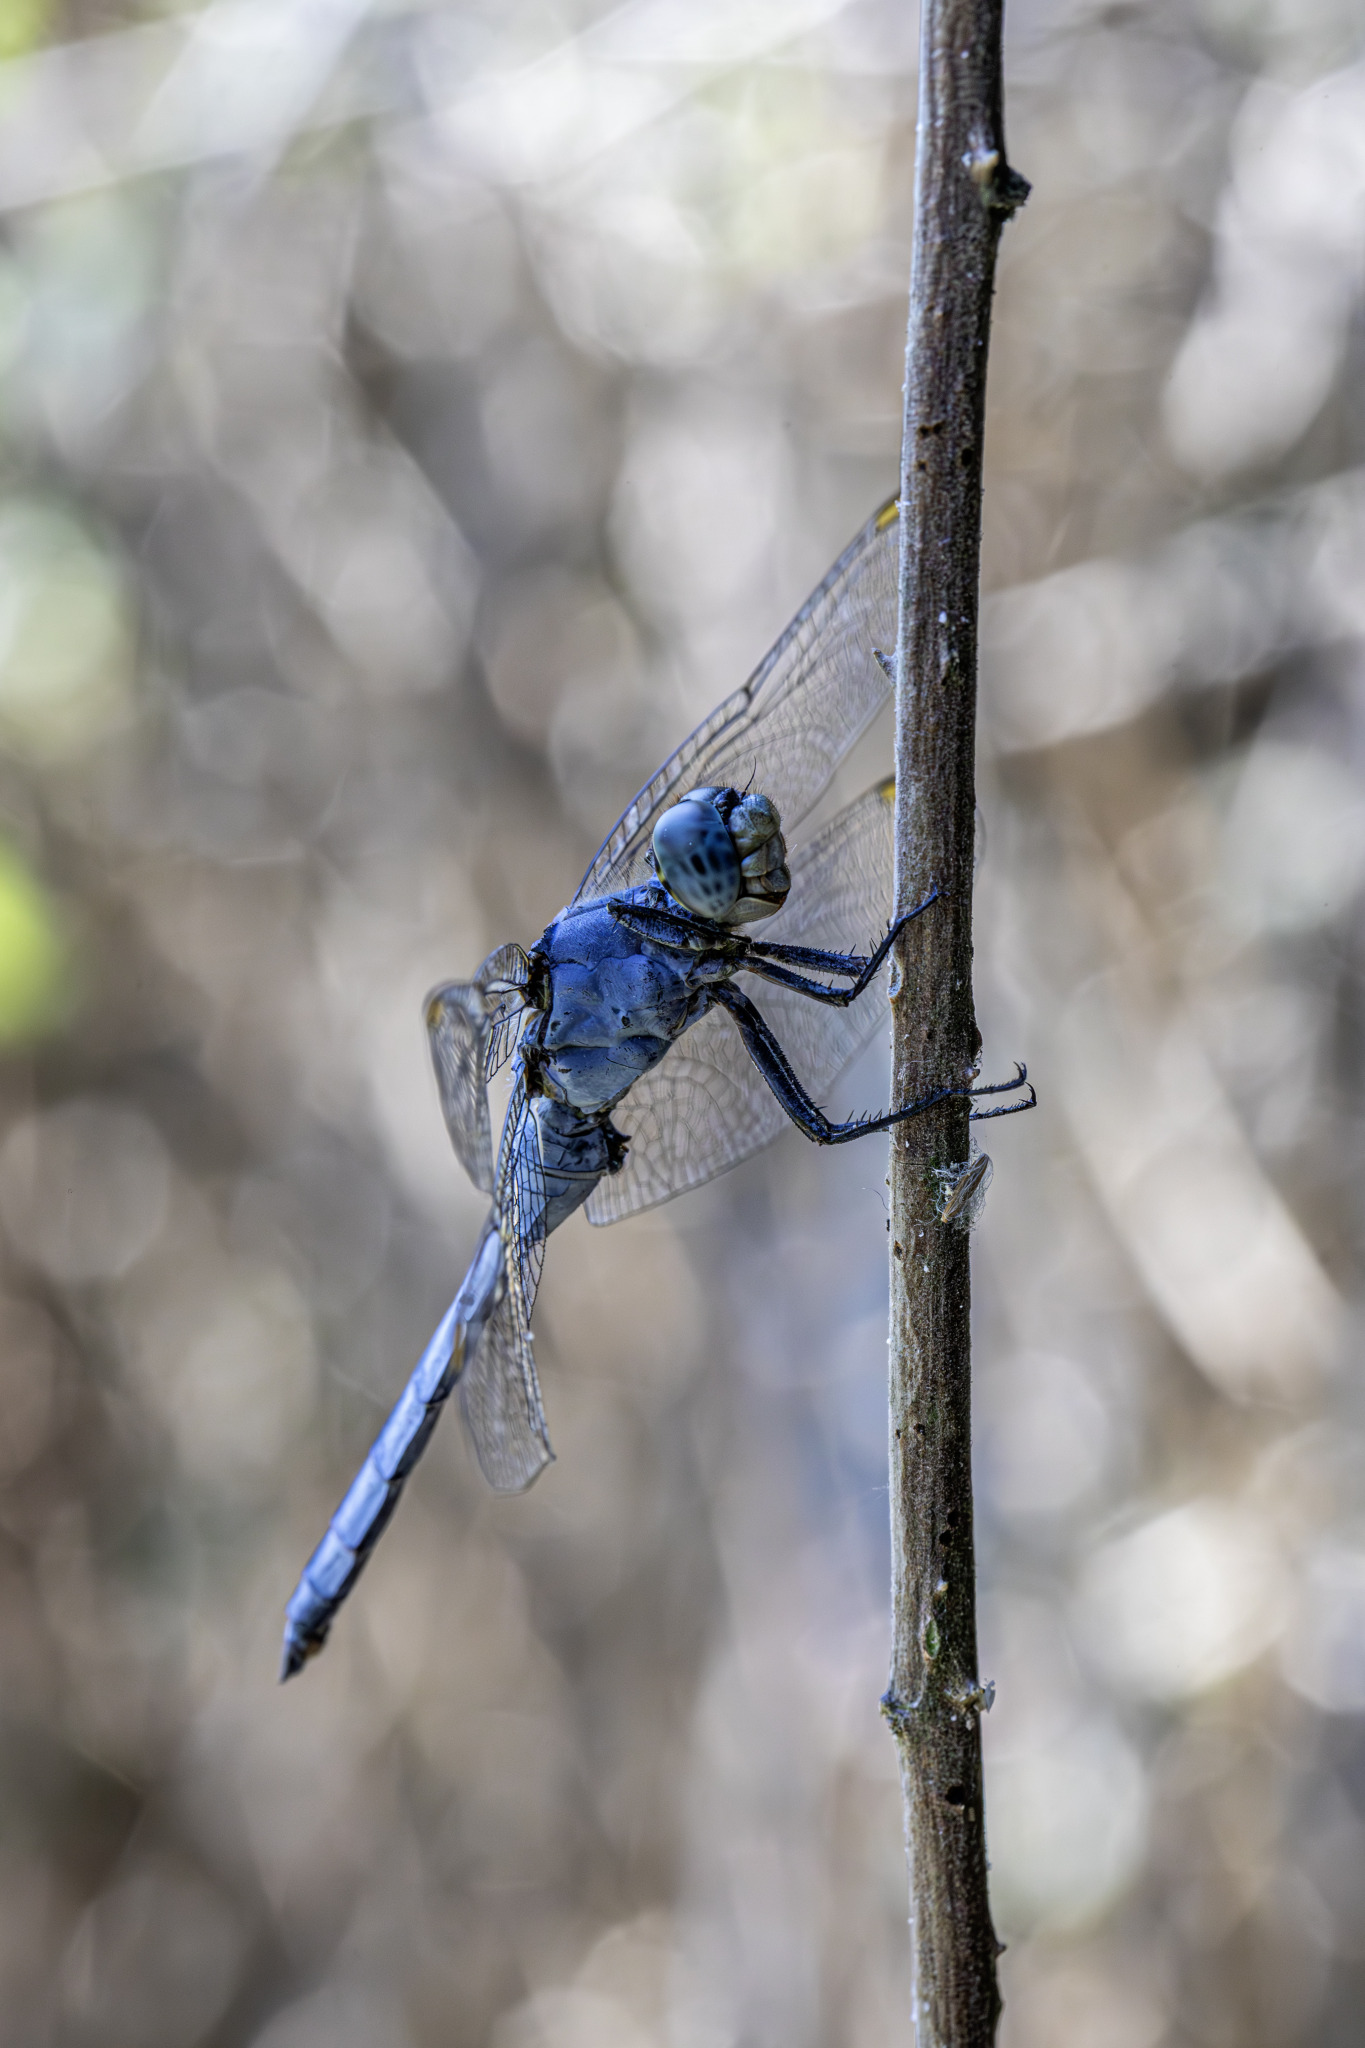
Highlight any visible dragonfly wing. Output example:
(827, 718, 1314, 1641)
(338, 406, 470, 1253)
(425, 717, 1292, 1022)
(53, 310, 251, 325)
(425, 943, 534, 1194)
(765, 778, 895, 960)
(751, 778, 896, 1099)
(574, 499, 898, 904)
(502, 1076, 548, 1321)
(479, 942, 534, 1082)
(459, 1286, 552, 1492)
(460, 1076, 553, 1491)
(427, 981, 495, 1193)
(585, 782, 895, 1224)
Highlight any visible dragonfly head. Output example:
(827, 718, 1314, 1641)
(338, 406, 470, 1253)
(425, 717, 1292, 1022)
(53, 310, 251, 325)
(651, 786, 790, 925)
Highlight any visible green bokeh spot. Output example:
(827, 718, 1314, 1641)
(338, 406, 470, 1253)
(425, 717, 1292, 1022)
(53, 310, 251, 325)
(0, 842, 67, 1044)
(0, 503, 134, 761)
(0, 0, 53, 62)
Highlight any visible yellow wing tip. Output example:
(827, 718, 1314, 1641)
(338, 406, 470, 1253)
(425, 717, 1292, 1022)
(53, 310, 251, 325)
(877, 776, 896, 804)
(875, 498, 900, 532)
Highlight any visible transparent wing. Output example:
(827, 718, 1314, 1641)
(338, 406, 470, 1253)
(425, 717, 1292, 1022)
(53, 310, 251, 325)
(460, 1075, 553, 1491)
(426, 943, 533, 1194)
(500, 1073, 548, 1323)
(754, 777, 897, 1096)
(585, 782, 895, 1224)
(459, 1288, 552, 1493)
(427, 981, 496, 1193)
(574, 499, 898, 904)
(480, 942, 534, 1082)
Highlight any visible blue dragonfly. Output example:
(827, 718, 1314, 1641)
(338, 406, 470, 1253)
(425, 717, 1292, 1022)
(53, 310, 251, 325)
(280, 500, 1033, 1679)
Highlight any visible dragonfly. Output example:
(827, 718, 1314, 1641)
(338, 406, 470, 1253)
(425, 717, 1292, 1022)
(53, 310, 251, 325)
(280, 498, 1033, 1680)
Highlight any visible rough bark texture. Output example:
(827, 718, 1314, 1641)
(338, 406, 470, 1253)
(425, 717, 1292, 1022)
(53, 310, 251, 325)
(885, 4, 1027, 2044)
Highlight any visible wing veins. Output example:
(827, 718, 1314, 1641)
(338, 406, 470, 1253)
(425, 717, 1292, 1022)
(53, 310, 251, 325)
(573, 499, 898, 906)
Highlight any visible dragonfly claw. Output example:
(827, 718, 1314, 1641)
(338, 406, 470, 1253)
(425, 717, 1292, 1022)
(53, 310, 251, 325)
(968, 1064, 1036, 1121)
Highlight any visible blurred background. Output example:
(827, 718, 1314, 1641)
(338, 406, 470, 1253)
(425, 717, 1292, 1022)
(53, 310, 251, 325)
(0, 0, 1360, 2043)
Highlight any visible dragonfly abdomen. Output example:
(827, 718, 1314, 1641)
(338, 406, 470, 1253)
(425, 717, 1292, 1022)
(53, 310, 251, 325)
(280, 1224, 505, 1679)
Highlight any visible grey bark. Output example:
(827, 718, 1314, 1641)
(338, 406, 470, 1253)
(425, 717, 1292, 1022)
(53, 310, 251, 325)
(884, 2, 1027, 2043)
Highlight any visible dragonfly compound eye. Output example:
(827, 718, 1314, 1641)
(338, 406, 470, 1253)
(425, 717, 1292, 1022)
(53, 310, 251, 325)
(652, 798, 741, 919)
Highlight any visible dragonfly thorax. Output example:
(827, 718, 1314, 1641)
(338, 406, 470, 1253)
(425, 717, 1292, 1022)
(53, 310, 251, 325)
(651, 785, 790, 926)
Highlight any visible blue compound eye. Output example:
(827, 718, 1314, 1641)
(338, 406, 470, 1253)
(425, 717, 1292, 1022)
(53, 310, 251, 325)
(652, 798, 741, 919)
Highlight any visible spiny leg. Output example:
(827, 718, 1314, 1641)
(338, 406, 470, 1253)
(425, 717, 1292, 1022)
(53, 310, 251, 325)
(736, 893, 939, 1007)
(741, 885, 941, 983)
(969, 1064, 1036, 1121)
(968, 1061, 1029, 1097)
(606, 899, 730, 953)
(609, 888, 943, 1009)
(708, 984, 1021, 1144)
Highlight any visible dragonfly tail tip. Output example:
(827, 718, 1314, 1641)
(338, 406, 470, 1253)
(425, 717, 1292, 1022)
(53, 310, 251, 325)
(279, 1630, 313, 1683)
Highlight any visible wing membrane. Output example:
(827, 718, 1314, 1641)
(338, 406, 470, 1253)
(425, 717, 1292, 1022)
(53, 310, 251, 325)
(574, 499, 898, 905)
(459, 1288, 552, 1492)
(426, 943, 533, 1194)
(502, 1076, 548, 1323)
(585, 783, 895, 1224)
(754, 778, 896, 1096)
(427, 981, 496, 1192)
(480, 942, 534, 1082)
(460, 1074, 553, 1491)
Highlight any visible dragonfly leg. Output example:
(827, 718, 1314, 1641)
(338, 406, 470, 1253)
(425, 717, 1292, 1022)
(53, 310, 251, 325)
(739, 889, 943, 1007)
(606, 898, 732, 954)
(709, 983, 965, 1143)
(969, 1063, 1037, 1121)
(279, 1222, 503, 1681)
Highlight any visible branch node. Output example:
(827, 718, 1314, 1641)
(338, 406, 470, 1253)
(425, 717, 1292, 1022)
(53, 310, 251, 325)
(880, 1687, 922, 1737)
(963, 140, 1031, 215)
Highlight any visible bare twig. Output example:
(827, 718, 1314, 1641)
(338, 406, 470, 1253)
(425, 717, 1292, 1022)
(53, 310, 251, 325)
(884, 3, 1027, 2043)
